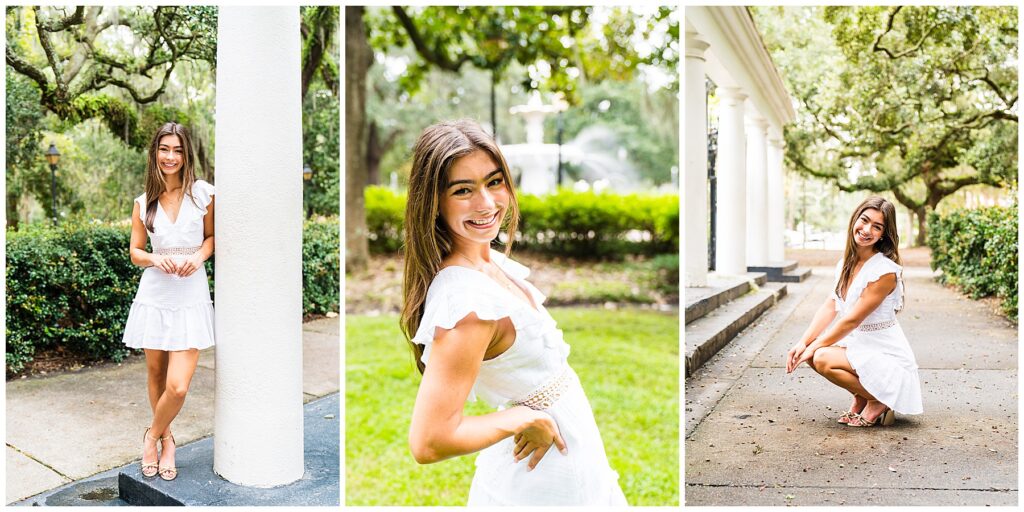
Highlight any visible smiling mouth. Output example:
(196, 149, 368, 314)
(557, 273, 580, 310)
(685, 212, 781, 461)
(466, 212, 499, 229)
(857, 231, 872, 242)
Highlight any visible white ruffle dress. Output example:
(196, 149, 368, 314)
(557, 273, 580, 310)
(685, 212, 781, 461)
(122, 180, 215, 351)
(412, 250, 627, 506)
(833, 252, 923, 414)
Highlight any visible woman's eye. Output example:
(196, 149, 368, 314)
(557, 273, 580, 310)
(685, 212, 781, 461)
(488, 178, 504, 187)
(453, 187, 471, 196)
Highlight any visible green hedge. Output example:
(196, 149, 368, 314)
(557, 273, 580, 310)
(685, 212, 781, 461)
(927, 203, 1018, 321)
(365, 186, 679, 257)
(6, 217, 340, 373)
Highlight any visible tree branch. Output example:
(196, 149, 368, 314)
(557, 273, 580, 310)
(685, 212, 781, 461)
(36, 6, 85, 32)
(872, 6, 938, 59)
(5, 47, 52, 94)
(392, 6, 472, 72)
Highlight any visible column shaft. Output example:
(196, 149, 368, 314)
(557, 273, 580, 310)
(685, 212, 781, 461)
(767, 138, 786, 262)
(745, 116, 768, 266)
(213, 6, 305, 487)
(715, 88, 748, 275)
(684, 31, 710, 287)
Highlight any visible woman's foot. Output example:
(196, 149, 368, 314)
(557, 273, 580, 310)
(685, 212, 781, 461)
(838, 395, 868, 424)
(141, 428, 160, 478)
(847, 400, 894, 427)
(158, 432, 178, 481)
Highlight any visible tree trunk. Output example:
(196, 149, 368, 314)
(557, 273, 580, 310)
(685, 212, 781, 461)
(366, 121, 381, 186)
(6, 191, 20, 229)
(345, 6, 372, 272)
(914, 206, 927, 247)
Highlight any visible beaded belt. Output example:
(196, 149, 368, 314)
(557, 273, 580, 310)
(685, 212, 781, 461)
(512, 367, 574, 410)
(857, 318, 897, 332)
(154, 246, 201, 256)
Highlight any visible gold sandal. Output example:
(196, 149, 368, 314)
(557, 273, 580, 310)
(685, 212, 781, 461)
(158, 433, 177, 481)
(847, 407, 895, 427)
(141, 428, 159, 478)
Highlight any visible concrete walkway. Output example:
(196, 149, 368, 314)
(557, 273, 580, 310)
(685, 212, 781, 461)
(6, 317, 339, 504)
(685, 265, 1017, 506)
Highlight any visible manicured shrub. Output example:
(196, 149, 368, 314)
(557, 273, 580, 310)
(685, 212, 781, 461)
(303, 216, 340, 315)
(364, 186, 679, 258)
(927, 203, 1018, 321)
(6, 217, 340, 373)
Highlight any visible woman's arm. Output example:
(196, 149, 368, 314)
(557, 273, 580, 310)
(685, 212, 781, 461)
(178, 196, 214, 277)
(409, 312, 566, 470)
(786, 297, 838, 373)
(129, 202, 178, 274)
(793, 273, 897, 368)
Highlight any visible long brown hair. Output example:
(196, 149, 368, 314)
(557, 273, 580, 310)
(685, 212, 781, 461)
(400, 119, 521, 374)
(836, 196, 901, 301)
(143, 122, 198, 232)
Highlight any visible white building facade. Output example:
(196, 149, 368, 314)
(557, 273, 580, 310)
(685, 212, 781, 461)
(684, 7, 794, 286)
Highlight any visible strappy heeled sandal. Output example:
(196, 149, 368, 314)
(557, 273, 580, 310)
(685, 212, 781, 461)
(141, 427, 159, 478)
(847, 407, 895, 427)
(837, 411, 858, 424)
(158, 433, 178, 481)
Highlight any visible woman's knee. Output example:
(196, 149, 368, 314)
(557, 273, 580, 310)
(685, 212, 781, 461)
(165, 380, 190, 399)
(811, 349, 831, 373)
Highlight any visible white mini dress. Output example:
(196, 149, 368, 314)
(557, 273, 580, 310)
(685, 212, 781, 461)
(833, 252, 923, 414)
(413, 250, 627, 506)
(122, 180, 215, 351)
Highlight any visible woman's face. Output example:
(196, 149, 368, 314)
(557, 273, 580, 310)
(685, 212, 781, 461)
(439, 150, 509, 249)
(852, 207, 885, 247)
(157, 134, 184, 176)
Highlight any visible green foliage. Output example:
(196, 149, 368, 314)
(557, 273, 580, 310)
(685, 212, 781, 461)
(5, 70, 48, 224)
(754, 6, 1017, 226)
(6, 218, 341, 373)
(927, 203, 1018, 321)
(6, 220, 138, 373)
(364, 186, 406, 254)
(303, 88, 341, 217)
(303, 217, 341, 315)
(346, 309, 679, 505)
(364, 186, 678, 258)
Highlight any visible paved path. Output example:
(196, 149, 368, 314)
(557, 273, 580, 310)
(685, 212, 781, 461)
(6, 317, 339, 504)
(685, 266, 1017, 506)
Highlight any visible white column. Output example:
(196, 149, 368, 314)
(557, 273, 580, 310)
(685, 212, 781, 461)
(715, 88, 748, 275)
(213, 7, 304, 487)
(745, 115, 768, 267)
(767, 136, 786, 262)
(684, 30, 710, 287)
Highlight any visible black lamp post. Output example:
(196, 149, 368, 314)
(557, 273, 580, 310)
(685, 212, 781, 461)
(303, 163, 313, 219)
(44, 143, 60, 223)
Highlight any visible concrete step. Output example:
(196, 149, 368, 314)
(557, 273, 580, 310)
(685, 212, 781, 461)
(684, 282, 787, 377)
(685, 272, 768, 325)
(779, 267, 812, 283)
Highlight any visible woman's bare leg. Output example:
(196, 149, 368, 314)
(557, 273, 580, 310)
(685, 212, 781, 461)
(142, 350, 169, 469)
(811, 347, 889, 421)
(150, 349, 200, 470)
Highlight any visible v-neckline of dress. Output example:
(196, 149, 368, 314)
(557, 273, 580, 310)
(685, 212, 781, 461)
(158, 191, 186, 226)
(839, 251, 881, 302)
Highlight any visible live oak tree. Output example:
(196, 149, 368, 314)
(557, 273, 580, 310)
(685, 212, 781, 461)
(756, 6, 1017, 244)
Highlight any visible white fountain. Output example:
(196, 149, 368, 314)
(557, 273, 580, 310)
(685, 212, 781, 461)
(501, 90, 643, 195)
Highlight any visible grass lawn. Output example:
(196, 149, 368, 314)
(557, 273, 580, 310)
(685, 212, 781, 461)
(345, 307, 679, 505)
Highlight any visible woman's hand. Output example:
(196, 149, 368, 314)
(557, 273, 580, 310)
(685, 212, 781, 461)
(792, 344, 817, 372)
(152, 254, 180, 275)
(786, 341, 807, 373)
(176, 254, 205, 277)
(512, 409, 567, 471)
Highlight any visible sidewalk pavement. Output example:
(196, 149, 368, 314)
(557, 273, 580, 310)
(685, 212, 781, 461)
(685, 266, 1017, 506)
(6, 317, 339, 504)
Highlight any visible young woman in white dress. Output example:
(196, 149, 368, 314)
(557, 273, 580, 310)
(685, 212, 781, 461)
(786, 196, 923, 427)
(122, 122, 216, 480)
(400, 119, 626, 505)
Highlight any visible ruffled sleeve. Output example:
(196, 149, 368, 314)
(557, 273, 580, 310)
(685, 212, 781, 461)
(191, 180, 215, 214)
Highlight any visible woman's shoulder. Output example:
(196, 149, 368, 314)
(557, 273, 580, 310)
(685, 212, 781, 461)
(190, 179, 215, 209)
(871, 252, 902, 273)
